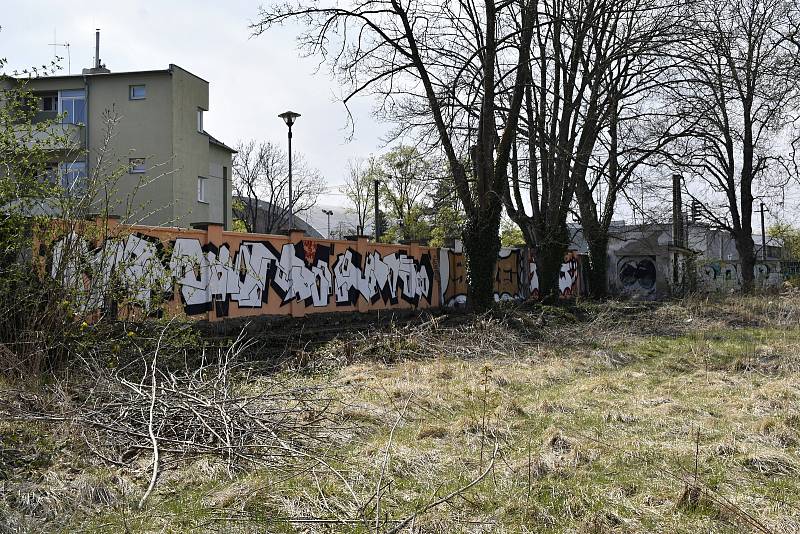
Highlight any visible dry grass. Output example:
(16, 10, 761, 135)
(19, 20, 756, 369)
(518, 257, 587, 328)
(3, 293, 800, 533)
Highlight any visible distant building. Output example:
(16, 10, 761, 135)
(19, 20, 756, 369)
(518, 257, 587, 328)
(233, 197, 324, 238)
(3, 49, 234, 229)
(568, 221, 784, 298)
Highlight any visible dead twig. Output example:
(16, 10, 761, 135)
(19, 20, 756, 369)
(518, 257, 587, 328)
(137, 320, 170, 510)
(374, 394, 413, 533)
(386, 439, 500, 534)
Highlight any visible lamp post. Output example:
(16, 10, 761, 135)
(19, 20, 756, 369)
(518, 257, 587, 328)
(374, 179, 381, 242)
(322, 209, 333, 239)
(278, 110, 301, 230)
(760, 202, 767, 261)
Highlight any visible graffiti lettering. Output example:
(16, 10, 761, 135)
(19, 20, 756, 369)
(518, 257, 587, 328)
(332, 248, 434, 306)
(439, 249, 467, 307)
(51, 232, 171, 313)
(698, 261, 782, 292)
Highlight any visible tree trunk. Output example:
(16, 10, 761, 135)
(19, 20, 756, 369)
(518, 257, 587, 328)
(537, 246, 561, 300)
(533, 221, 570, 301)
(585, 234, 609, 298)
(574, 182, 609, 298)
(735, 233, 756, 292)
(462, 207, 502, 311)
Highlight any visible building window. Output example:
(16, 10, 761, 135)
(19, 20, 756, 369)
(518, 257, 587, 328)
(197, 108, 204, 133)
(59, 161, 87, 191)
(44, 163, 58, 184)
(41, 94, 58, 112)
(129, 158, 146, 174)
(129, 85, 146, 100)
(197, 177, 207, 203)
(59, 89, 86, 125)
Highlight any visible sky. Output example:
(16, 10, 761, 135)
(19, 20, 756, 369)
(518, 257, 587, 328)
(1, 0, 391, 215)
(2, 0, 796, 233)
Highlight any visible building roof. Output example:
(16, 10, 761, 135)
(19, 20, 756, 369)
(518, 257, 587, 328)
(233, 197, 324, 238)
(205, 131, 237, 153)
(9, 64, 208, 84)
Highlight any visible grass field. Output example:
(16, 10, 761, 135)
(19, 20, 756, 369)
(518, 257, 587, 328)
(2, 294, 800, 533)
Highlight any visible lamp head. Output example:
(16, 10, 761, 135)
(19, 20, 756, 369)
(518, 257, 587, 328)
(279, 111, 301, 127)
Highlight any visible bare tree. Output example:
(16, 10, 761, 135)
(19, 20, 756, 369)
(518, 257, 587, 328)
(251, 0, 537, 309)
(502, 0, 682, 296)
(232, 140, 326, 234)
(341, 158, 375, 234)
(666, 0, 800, 291)
(568, 0, 684, 296)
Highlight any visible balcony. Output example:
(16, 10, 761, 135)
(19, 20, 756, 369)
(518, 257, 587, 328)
(13, 122, 85, 152)
(32, 111, 59, 124)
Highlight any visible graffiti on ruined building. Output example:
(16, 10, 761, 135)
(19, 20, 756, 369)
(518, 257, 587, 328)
(698, 261, 782, 292)
(617, 256, 657, 297)
(559, 252, 580, 298)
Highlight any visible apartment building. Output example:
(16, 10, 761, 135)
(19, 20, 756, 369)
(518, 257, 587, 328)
(5, 59, 234, 229)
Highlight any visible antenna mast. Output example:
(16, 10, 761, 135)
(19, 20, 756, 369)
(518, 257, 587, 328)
(48, 29, 72, 74)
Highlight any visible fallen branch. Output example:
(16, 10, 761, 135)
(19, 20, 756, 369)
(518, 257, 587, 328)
(386, 439, 499, 534)
(137, 321, 168, 510)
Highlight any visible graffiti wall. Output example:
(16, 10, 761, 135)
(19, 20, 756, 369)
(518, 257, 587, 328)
(494, 248, 525, 302)
(43, 223, 438, 320)
(616, 256, 658, 298)
(42, 221, 586, 320)
(439, 248, 467, 307)
(559, 252, 581, 298)
(437, 247, 581, 305)
(697, 260, 782, 292)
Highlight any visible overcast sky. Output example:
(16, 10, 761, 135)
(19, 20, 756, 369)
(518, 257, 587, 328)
(2, 0, 797, 231)
(1, 0, 390, 209)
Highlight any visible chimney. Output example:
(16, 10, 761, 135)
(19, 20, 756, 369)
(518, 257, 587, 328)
(672, 173, 683, 246)
(671, 173, 683, 288)
(95, 29, 100, 69)
(82, 28, 111, 74)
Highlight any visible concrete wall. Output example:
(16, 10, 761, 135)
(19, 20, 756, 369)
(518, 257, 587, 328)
(697, 260, 783, 292)
(42, 222, 583, 321)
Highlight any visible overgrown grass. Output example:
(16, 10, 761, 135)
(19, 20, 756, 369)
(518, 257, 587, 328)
(3, 293, 800, 533)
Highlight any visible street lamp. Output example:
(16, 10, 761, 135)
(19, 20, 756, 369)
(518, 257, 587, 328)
(278, 110, 301, 229)
(322, 209, 333, 239)
(374, 179, 381, 242)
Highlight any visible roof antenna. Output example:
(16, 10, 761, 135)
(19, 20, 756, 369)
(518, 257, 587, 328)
(47, 29, 71, 74)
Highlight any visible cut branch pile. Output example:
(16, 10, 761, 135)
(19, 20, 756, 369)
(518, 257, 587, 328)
(63, 330, 342, 494)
